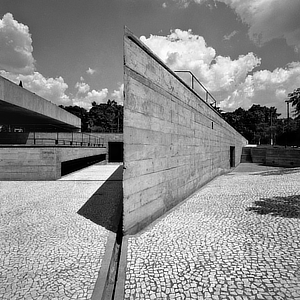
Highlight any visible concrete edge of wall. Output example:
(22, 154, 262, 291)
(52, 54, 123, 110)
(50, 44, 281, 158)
(123, 27, 246, 143)
(123, 169, 228, 235)
(123, 28, 247, 235)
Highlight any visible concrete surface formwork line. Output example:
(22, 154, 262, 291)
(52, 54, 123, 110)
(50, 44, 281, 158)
(123, 28, 247, 235)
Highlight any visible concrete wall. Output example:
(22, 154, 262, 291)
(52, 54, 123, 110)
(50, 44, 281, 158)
(91, 133, 123, 162)
(251, 147, 300, 167)
(91, 133, 123, 147)
(0, 147, 107, 180)
(123, 30, 248, 234)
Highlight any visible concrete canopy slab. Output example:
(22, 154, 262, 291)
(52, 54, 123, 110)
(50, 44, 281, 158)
(0, 76, 81, 131)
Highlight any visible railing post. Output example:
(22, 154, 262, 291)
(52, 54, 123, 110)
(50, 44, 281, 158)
(33, 132, 36, 145)
(56, 132, 58, 145)
(191, 74, 194, 90)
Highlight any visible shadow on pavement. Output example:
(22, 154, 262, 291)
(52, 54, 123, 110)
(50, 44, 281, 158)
(246, 195, 300, 218)
(77, 165, 123, 233)
(250, 167, 300, 176)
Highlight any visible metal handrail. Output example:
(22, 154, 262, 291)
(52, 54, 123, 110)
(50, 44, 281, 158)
(174, 70, 217, 107)
(0, 132, 105, 147)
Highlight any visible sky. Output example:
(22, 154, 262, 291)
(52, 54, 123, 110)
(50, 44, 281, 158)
(0, 0, 300, 116)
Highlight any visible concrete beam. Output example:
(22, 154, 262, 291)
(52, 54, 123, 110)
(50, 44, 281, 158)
(0, 76, 81, 131)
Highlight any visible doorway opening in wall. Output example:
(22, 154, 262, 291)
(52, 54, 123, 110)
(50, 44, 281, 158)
(108, 142, 123, 162)
(230, 146, 235, 168)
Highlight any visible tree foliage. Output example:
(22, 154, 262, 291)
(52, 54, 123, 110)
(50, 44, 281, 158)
(59, 105, 89, 131)
(288, 87, 300, 117)
(223, 105, 281, 144)
(60, 99, 123, 133)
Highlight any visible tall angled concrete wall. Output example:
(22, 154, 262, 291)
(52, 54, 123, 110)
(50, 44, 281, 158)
(123, 30, 248, 235)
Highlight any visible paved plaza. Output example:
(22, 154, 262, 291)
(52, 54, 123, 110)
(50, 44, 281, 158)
(0, 164, 122, 300)
(123, 164, 300, 300)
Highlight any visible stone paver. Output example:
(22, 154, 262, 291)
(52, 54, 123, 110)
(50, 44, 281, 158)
(0, 164, 122, 300)
(124, 164, 300, 300)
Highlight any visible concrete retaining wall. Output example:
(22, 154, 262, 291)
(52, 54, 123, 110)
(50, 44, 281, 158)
(0, 147, 107, 180)
(250, 146, 300, 167)
(123, 30, 248, 234)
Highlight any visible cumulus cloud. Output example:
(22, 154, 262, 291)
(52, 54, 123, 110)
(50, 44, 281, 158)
(0, 13, 35, 74)
(223, 30, 238, 41)
(0, 13, 110, 110)
(111, 83, 124, 105)
(171, 0, 300, 51)
(73, 88, 108, 110)
(86, 67, 96, 75)
(223, 0, 300, 51)
(141, 29, 260, 92)
(219, 62, 300, 113)
(140, 29, 300, 114)
(0, 70, 71, 105)
(75, 81, 90, 94)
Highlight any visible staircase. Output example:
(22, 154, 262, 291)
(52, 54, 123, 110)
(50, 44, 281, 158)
(241, 147, 252, 163)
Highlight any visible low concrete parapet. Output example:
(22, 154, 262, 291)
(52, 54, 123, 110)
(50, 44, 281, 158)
(0, 146, 107, 180)
(244, 146, 300, 167)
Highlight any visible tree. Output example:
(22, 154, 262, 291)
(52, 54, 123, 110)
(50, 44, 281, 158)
(59, 105, 89, 131)
(223, 105, 280, 144)
(287, 87, 300, 117)
(88, 99, 123, 132)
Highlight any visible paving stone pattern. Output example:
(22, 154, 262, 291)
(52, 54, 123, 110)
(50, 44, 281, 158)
(124, 165, 300, 300)
(0, 170, 113, 299)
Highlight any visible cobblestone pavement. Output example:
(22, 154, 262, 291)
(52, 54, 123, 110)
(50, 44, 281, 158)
(0, 164, 121, 300)
(124, 164, 300, 300)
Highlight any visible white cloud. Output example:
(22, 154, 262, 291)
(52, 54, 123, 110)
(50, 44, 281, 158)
(73, 88, 108, 110)
(0, 70, 71, 105)
(223, 0, 300, 51)
(75, 81, 90, 94)
(0, 13, 110, 110)
(111, 83, 124, 105)
(0, 68, 109, 110)
(141, 29, 260, 92)
(171, 0, 300, 51)
(86, 67, 96, 75)
(73, 77, 108, 109)
(223, 30, 238, 41)
(219, 62, 300, 114)
(140, 29, 300, 114)
(0, 13, 35, 74)
(140, 29, 217, 79)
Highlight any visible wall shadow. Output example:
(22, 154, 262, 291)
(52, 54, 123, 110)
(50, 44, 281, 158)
(246, 195, 300, 218)
(77, 165, 123, 233)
